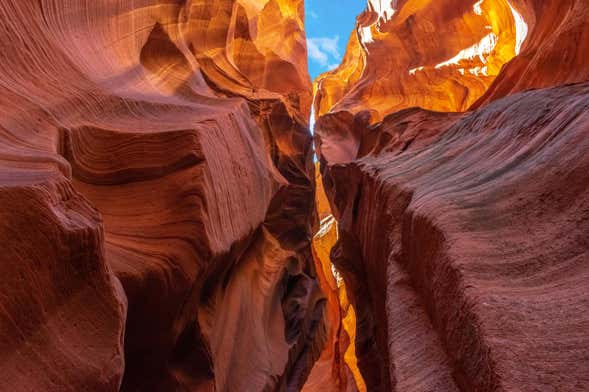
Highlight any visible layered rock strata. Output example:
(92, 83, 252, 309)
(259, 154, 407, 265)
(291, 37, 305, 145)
(2, 0, 589, 391)
(0, 0, 322, 391)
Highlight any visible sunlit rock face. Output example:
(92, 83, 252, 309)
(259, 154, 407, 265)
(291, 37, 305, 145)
(314, 0, 589, 391)
(301, 166, 366, 392)
(0, 1, 320, 391)
(314, 0, 525, 122)
(473, 0, 589, 107)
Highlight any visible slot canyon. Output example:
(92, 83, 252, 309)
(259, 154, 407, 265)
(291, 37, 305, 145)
(0, 0, 588, 391)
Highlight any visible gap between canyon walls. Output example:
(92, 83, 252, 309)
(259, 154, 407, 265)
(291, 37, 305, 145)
(0, 0, 588, 391)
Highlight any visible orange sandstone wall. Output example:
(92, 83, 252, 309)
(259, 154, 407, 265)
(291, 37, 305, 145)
(0, 1, 321, 391)
(472, 0, 589, 107)
(314, 0, 589, 391)
(313, 0, 525, 122)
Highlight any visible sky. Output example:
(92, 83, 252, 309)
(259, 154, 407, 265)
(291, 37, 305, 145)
(305, 0, 366, 82)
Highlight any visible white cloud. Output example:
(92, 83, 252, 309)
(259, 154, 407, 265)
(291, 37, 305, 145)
(308, 10, 319, 19)
(307, 36, 341, 67)
(307, 39, 328, 66)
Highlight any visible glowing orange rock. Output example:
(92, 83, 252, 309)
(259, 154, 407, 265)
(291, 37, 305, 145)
(0, 0, 319, 390)
(314, 0, 526, 122)
(302, 162, 367, 392)
(473, 0, 589, 107)
(303, 213, 367, 392)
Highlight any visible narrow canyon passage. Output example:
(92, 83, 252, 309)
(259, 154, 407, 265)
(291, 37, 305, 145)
(0, 1, 588, 392)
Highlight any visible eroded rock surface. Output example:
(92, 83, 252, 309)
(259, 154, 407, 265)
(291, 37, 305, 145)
(2, 0, 589, 391)
(313, 0, 527, 122)
(320, 85, 589, 391)
(0, 1, 320, 391)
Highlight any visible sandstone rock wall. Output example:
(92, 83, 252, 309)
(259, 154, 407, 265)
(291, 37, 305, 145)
(314, 0, 589, 391)
(313, 0, 525, 122)
(2, 0, 589, 391)
(0, 1, 321, 391)
(320, 86, 589, 391)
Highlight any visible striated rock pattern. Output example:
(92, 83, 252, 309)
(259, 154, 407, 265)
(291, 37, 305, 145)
(320, 83, 589, 391)
(314, 0, 589, 391)
(0, 0, 322, 391)
(3, 0, 589, 391)
(473, 0, 589, 107)
(0, 177, 127, 391)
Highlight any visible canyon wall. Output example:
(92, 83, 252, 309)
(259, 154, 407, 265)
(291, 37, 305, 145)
(2, 0, 589, 391)
(314, 0, 589, 391)
(313, 0, 525, 122)
(0, 1, 322, 391)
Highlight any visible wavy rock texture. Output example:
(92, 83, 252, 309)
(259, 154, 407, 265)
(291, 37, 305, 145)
(0, 0, 321, 391)
(3, 0, 589, 391)
(314, 0, 589, 391)
(321, 83, 589, 391)
(313, 0, 526, 122)
(473, 0, 589, 107)
(301, 168, 366, 392)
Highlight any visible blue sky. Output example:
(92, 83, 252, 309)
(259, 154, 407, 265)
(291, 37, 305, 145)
(305, 1, 366, 82)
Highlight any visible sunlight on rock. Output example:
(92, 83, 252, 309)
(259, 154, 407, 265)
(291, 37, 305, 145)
(313, 0, 525, 121)
(507, 0, 529, 54)
(434, 33, 498, 71)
